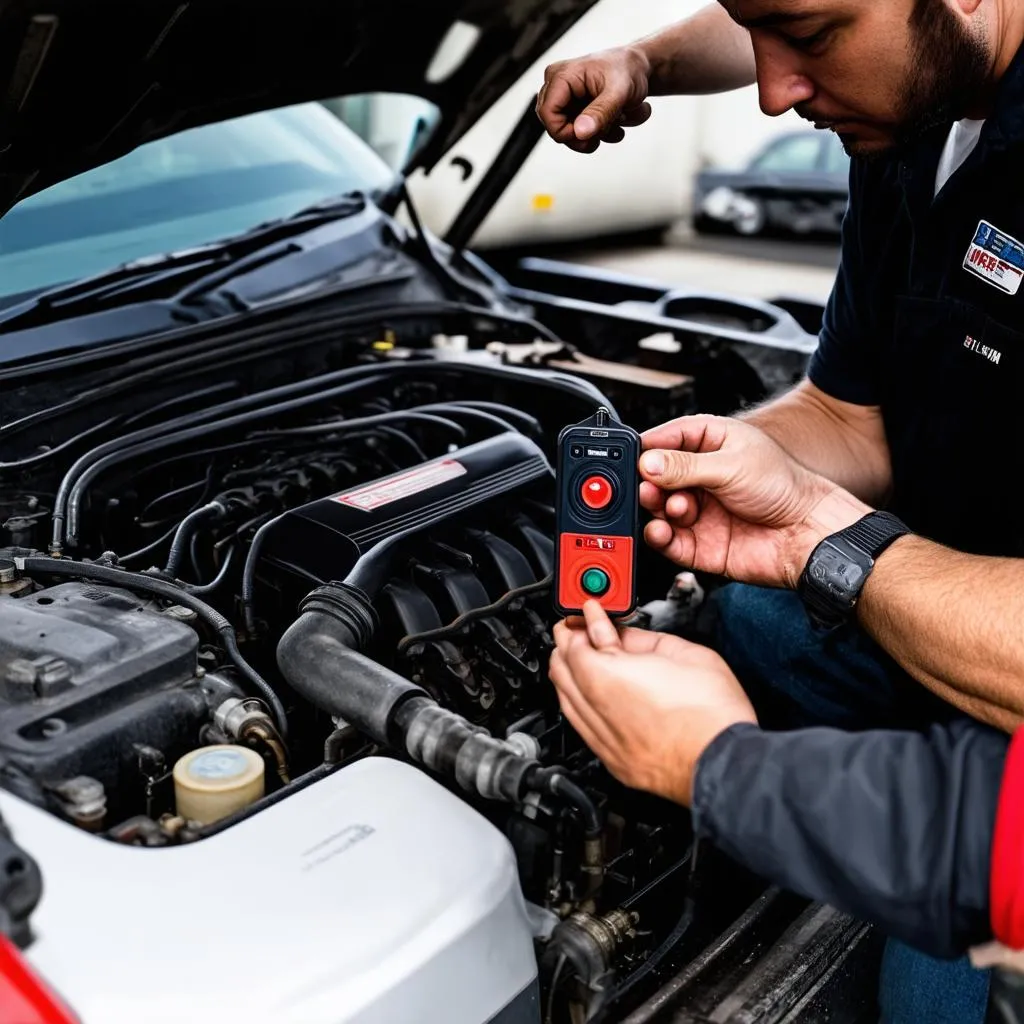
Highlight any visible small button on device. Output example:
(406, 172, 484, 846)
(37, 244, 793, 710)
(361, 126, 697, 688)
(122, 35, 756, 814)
(580, 567, 610, 597)
(570, 444, 584, 458)
(580, 474, 613, 510)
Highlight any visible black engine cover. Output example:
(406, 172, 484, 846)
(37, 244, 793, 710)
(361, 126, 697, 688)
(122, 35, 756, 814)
(259, 432, 552, 590)
(0, 582, 209, 799)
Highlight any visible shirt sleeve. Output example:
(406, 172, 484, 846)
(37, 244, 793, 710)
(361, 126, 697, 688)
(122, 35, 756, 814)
(691, 719, 1008, 959)
(990, 729, 1024, 949)
(807, 159, 882, 406)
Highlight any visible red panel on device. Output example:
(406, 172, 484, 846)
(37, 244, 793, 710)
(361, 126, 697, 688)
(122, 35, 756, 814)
(557, 532, 635, 614)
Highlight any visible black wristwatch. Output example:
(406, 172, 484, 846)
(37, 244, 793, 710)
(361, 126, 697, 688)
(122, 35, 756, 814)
(797, 511, 911, 629)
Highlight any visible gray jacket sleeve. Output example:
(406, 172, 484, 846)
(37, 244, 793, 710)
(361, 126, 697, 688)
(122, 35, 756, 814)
(691, 719, 1009, 958)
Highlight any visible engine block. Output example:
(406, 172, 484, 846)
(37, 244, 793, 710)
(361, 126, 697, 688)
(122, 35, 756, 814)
(0, 580, 241, 824)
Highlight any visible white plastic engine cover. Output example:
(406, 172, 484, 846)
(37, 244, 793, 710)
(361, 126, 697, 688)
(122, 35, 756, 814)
(0, 757, 538, 1023)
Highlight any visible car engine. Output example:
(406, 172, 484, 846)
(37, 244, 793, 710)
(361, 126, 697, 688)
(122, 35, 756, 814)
(0, 328, 770, 1022)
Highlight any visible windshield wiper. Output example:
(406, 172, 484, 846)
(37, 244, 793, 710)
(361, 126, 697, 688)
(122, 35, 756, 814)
(0, 192, 369, 331)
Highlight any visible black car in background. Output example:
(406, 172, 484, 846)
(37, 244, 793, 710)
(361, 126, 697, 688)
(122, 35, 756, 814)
(693, 129, 850, 237)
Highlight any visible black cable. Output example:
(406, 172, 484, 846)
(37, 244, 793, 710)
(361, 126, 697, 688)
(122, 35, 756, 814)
(16, 556, 288, 737)
(137, 478, 207, 521)
(0, 383, 238, 474)
(248, 409, 467, 441)
(453, 401, 542, 436)
(117, 522, 183, 567)
(164, 502, 226, 577)
(186, 545, 237, 596)
(117, 468, 217, 565)
(121, 381, 240, 427)
(221, 510, 276, 548)
(188, 528, 204, 582)
(333, 433, 402, 474)
(366, 424, 427, 462)
(411, 402, 517, 435)
(397, 575, 552, 652)
(240, 511, 287, 636)
(0, 416, 123, 473)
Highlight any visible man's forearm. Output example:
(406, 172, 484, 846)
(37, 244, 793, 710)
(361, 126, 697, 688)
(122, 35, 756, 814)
(858, 536, 1024, 732)
(740, 380, 892, 505)
(693, 719, 1006, 957)
(633, 5, 755, 95)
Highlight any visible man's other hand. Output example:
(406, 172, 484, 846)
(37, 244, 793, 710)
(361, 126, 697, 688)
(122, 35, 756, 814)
(639, 415, 873, 588)
(536, 46, 653, 153)
(548, 602, 757, 806)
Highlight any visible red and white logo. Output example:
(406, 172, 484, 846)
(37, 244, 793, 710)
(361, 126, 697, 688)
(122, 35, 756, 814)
(963, 220, 1024, 296)
(334, 459, 467, 511)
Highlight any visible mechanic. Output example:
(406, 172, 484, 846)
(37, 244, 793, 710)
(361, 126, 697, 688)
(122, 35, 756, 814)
(537, 0, 1024, 1021)
(547, 421, 1021, 955)
(549, 593, 1022, 1011)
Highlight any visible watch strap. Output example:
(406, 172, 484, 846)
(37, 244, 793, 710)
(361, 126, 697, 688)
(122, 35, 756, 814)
(839, 510, 910, 559)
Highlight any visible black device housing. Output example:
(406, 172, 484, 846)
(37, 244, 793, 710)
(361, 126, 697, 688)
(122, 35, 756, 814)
(553, 407, 641, 618)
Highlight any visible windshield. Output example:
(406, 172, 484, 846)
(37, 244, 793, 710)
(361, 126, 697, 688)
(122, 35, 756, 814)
(0, 101, 395, 305)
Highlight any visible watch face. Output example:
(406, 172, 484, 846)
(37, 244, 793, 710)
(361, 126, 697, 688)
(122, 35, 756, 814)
(810, 542, 867, 595)
(800, 528, 881, 629)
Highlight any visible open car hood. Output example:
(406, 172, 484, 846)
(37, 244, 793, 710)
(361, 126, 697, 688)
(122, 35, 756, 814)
(0, 0, 598, 216)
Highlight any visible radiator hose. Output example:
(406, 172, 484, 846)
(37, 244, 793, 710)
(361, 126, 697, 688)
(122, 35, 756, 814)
(276, 584, 603, 829)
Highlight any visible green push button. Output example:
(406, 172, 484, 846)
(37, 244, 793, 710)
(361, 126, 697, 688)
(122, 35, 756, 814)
(581, 567, 610, 597)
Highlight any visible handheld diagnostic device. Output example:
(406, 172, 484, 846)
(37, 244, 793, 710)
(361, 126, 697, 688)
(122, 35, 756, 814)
(553, 407, 641, 618)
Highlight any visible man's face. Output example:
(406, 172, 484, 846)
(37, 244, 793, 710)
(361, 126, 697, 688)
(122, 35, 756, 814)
(723, 0, 992, 156)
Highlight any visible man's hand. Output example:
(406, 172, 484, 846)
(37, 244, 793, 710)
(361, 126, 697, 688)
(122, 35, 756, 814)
(548, 602, 757, 806)
(638, 415, 873, 588)
(536, 46, 653, 153)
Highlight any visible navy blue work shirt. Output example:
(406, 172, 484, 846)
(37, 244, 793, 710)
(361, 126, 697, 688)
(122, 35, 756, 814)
(808, 43, 1024, 556)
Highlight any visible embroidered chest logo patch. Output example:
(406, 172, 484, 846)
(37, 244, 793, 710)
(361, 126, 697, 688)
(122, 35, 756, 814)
(963, 334, 1002, 366)
(963, 220, 1024, 296)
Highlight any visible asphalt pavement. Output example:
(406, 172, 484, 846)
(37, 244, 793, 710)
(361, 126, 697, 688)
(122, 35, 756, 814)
(551, 223, 842, 305)
(666, 227, 842, 270)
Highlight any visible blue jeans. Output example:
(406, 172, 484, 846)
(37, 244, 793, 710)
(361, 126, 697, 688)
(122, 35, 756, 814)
(712, 583, 991, 1024)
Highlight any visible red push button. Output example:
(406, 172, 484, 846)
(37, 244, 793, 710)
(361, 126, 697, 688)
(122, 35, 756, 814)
(580, 474, 614, 510)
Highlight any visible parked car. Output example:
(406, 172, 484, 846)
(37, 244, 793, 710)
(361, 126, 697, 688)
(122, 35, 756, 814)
(693, 129, 850, 237)
(0, 3, 869, 1024)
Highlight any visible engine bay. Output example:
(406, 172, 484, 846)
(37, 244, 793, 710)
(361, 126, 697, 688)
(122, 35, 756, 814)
(0, 314, 811, 1022)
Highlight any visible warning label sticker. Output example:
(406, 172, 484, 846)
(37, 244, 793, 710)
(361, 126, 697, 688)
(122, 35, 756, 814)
(333, 460, 467, 511)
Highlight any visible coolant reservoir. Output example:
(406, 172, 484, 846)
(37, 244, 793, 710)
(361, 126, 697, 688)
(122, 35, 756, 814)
(173, 744, 265, 824)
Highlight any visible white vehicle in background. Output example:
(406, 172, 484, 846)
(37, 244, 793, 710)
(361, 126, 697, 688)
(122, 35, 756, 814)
(327, 0, 807, 250)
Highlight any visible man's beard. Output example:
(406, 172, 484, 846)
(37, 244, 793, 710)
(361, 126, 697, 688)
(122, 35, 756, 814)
(804, 0, 993, 157)
(895, 0, 991, 147)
